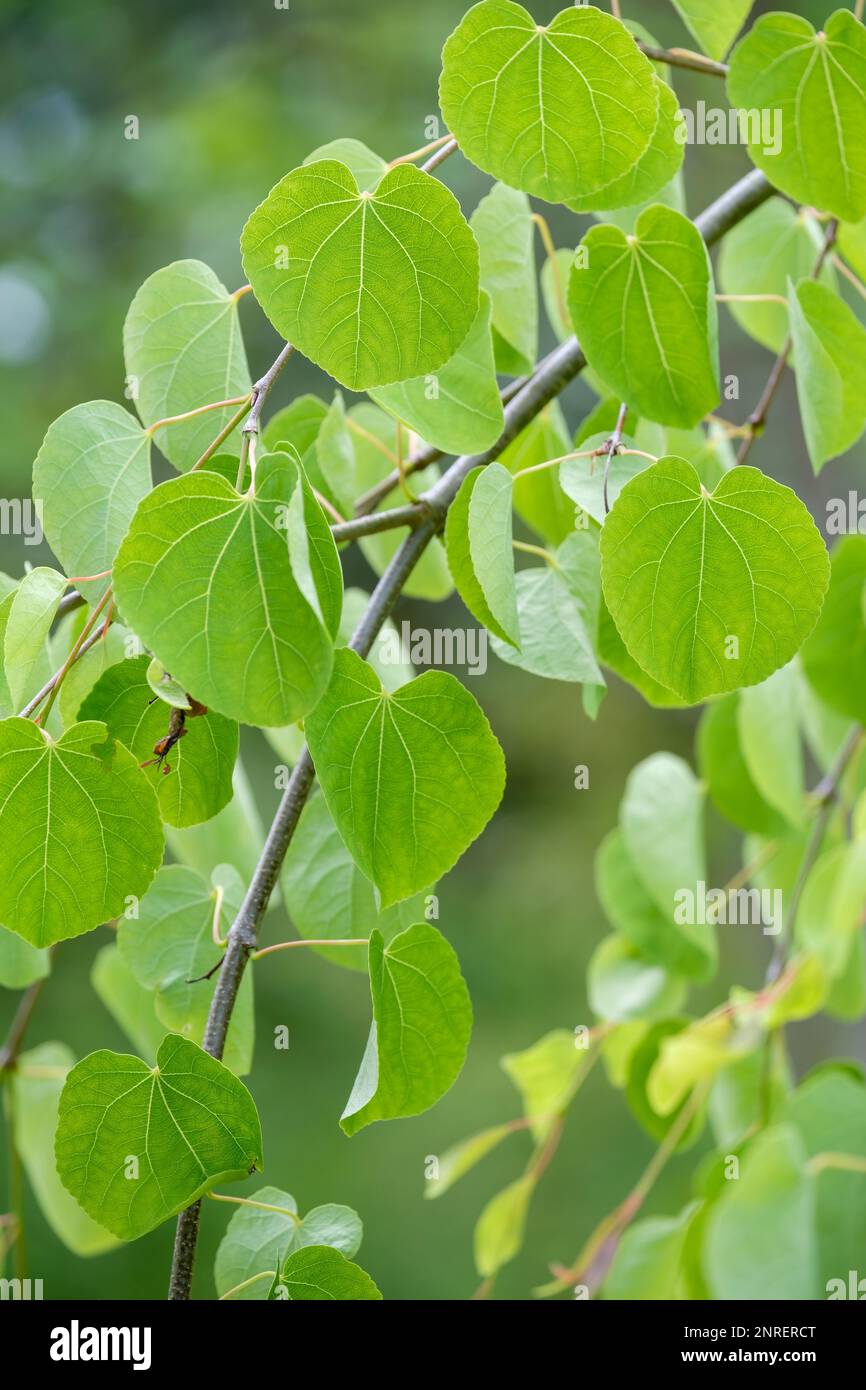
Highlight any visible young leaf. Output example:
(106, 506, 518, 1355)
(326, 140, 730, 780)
(424, 1124, 515, 1200)
(596, 829, 706, 979)
(0, 718, 163, 947)
(727, 10, 866, 223)
(566, 77, 685, 215)
(166, 760, 267, 890)
(274, 1245, 381, 1300)
(214, 1185, 362, 1300)
(788, 279, 866, 473)
(601, 458, 830, 703)
(281, 794, 430, 972)
(718, 200, 835, 355)
(796, 842, 866, 980)
(669, 0, 751, 62)
(262, 394, 328, 476)
(704, 1124, 819, 1299)
(340, 923, 472, 1135)
(3, 566, 66, 713)
(568, 206, 719, 429)
(647, 1014, 758, 1116)
(370, 293, 504, 455)
(305, 648, 505, 908)
(439, 0, 659, 205)
(604, 1205, 695, 1300)
(124, 259, 251, 471)
(801, 536, 866, 722)
(240, 160, 479, 390)
(625, 1019, 707, 1147)
(445, 463, 519, 647)
(470, 183, 537, 374)
(559, 434, 649, 526)
(474, 1175, 534, 1278)
(55, 1035, 264, 1241)
(117, 863, 254, 1075)
(490, 532, 604, 689)
(588, 935, 685, 1023)
(499, 403, 576, 544)
(13, 1043, 118, 1256)
(303, 137, 386, 192)
(113, 452, 341, 727)
(0, 923, 50, 989)
(32, 402, 152, 598)
(79, 654, 238, 828)
(501, 1029, 586, 1141)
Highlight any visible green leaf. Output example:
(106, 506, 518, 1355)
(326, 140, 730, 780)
(566, 77, 685, 215)
(626, 1019, 707, 1148)
(797, 842, 866, 980)
(737, 664, 804, 828)
(304, 137, 386, 193)
(370, 292, 504, 455)
(788, 279, 866, 472)
(241, 160, 478, 391)
(281, 794, 430, 972)
(424, 1124, 515, 1200)
(32, 402, 152, 600)
(490, 532, 604, 689)
(3, 566, 66, 713)
(696, 694, 784, 835)
(596, 829, 704, 978)
(709, 1045, 791, 1149)
(838, 216, 866, 280)
(12, 1043, 118, 1256)
(78, 655, 238, 828)
(306, 648, 505, 908)
(274, 1245, 381, 1300)
(470, 182, 537, 374)
(55, 1035, 263, 1241)
(262, 394, 328, 477)
(568, 206, 719, 429)
(145, 657, 192, 710)
(718, 200, 836, 355)
(669, 0, 751, 62)
(215, 1185, 362, 1300)
(445, 463, 519, 647)
(601, 458, 830, 703)
(166, 760, 267, 891)
(113, 452, 340, 727)
(620, 752, 714, 981)
(559, 434, 649, 526)
(0, 923, 50, 989)
(704, 1124, 819, 1299)
(647, 1013, 758, 1116)
(540, 247, 574, 344)
(340, 586, 414, 693)
(499, 403, 577, 544)
(439, 0, 659, 205)
(603, 1204, 695, 1300)
(124, 259, 251, 471)
(474, 1175, 534, 1278)
(727, 10, 866, 223)
(349, 403, 453, 601)
(312, 392, 355, 514)
(118, 863, 254, 1075)
(802, 536, 866, 722)
(784, 1067, 866, 1294)
(588, 935, 685, 1023)
(91, 944, 167, 1064)
(0, 718, 163, 947)
(340, 923, 472, 1136)
(597, 599, 685, 708)
(501, 1029, 586, 1141)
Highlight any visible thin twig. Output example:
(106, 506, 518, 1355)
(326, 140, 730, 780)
(421, 136, 458, 174)
(190, 397, 253, 472)
(602, 402, 628, 515)
(637, 41, 728, 78)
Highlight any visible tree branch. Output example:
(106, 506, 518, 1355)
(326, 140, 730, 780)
(166, 167, 774, 1300)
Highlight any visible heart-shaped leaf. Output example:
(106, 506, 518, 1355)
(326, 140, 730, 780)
(566, 77, 684, 214)
(79, 655, 238, 828)
(568, 205, 719, 428)
(113, 452, 341, 727)
(273, 1246, 381, 1300)
(241, 160, 479, 390)
(55, 1035, 263, 1241)
(214, 1185, 362, 1300)
(32, 402, 152, 599)
(727, 10, 866, 223)
(0, 718, 163, 947)
(305, 648, 505, 907)
(601, 458, 829, 702)
(124, 259, 251, 472)
(341, 923, 472, 1135)
(439, 0, 659, 204)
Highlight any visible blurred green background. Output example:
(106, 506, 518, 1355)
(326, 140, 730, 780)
(1, 0, 865, 1300)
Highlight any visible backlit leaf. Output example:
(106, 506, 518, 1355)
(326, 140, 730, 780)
(215, 1185, 362, 1300)
(670, 0, 752, 62)
(801, 536, 866, 722)
(445, 463, 519, 647)
(470, 182, 536, 374)
(274, 1245, 381, 1300)
(788, 279, 866, 473)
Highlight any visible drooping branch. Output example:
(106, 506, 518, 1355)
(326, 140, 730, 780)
(166, 167, 774, 1300)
